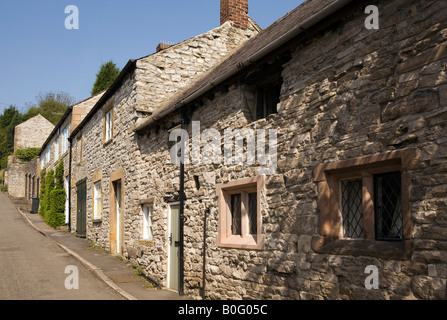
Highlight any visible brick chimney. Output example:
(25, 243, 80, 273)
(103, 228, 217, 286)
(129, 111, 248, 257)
(220, 0, 249, 29)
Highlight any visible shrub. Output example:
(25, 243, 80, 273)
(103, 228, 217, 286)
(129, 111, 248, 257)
(38, 169, 46, 215)
(55, 160, 64, 189)
(47, 189, 66, 228)
(14, 148, 40, 162)
(42, 169, 55, 218)
(1, 156, 9, 170)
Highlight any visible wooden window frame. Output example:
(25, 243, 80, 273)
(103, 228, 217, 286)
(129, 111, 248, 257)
(312, 148, 419, 260)
(216, 175, 265, 250)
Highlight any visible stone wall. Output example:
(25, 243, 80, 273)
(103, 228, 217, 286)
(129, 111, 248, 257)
(134, 0, 447, 299)
(14, 114, 54, 152)
(70, 21, 258, 252)
(40, 93, 104, 221)
(133, 21, 257, 114)
(7, 156, 26, 198)
(24, 157, 39, 200)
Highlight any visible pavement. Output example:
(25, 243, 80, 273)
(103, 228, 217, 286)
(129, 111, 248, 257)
(11, 196, 191, 301)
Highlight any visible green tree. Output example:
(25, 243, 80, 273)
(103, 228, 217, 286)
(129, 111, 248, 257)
(0, 105, 23, 129)
(23, 91, 75, 125)
(0, 106, 24, 167)
(91, 60, 120, 96)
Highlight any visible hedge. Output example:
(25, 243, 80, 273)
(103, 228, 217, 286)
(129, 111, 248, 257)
(47, 189, 66, 228)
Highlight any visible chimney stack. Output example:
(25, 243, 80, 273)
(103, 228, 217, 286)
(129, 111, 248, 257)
(220, 0, 249, 29)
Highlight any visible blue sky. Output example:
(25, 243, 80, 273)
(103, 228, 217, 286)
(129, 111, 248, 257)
(0, 0, 303, 114)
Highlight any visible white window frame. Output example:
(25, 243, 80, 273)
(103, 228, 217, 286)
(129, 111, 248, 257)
(62, 125, 70, 154)
(54, 137, 59, 161)
(142, 204, 153, 241)
(93, 181, 102, 220)
(40, 154, 45, 169)
(105, 110, 113, 142)
(45, 145, 51, 164)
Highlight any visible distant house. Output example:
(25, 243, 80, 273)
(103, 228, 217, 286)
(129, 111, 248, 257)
(14, 114, 54, 152)
(6, 114, 54, 199)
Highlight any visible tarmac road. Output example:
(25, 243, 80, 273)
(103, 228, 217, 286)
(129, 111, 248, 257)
(0, 192, 124, 300)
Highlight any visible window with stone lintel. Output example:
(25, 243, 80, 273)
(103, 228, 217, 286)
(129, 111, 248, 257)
(216, 175, 265, 250)
(312, 148, 419, 260)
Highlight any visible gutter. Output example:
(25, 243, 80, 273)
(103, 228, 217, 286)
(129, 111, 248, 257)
(134, 0, 354, 132)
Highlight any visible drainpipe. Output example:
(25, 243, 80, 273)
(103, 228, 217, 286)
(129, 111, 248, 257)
(202, 207, 210, 299)
(68, 137, 72, 232)
(179, 107, 186, 296)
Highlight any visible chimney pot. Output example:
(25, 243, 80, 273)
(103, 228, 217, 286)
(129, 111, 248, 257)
(156, 42, 173, 53)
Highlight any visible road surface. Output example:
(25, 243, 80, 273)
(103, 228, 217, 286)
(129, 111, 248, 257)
(0, 192, 124, 300)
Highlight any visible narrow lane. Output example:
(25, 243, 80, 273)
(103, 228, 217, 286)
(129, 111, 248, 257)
(0, 192, 124, 300)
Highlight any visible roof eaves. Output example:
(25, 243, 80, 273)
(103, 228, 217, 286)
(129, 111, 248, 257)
(69, 59, 137, 139)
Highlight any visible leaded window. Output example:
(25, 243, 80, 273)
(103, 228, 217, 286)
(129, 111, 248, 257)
(341, 179, 364, 238)
(374, 172, 403, 241)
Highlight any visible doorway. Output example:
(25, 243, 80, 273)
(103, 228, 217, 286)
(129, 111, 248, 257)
(76, 179, 87, 238)
(110, 174, 123, 255)
(167, 203, 180, 291)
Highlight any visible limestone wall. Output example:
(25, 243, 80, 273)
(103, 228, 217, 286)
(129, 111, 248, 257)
(134, 0, 447, 299)
(14, 114, 54, 152)
(71, 22, 258, 253)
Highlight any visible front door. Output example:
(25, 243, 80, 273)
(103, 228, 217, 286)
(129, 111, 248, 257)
(115, 181, 122, 255)
(110, 180, 123, 255)
(76, 180, 87, 238)
(168, 204, 180, 291)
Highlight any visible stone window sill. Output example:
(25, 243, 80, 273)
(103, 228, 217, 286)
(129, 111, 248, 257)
(311, 236, 413, 260)
(217, 234, 265, 250)
(103, 138, 113, 147)
(139, 240, 154, 247)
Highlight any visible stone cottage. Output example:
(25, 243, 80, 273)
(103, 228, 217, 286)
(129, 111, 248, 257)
(6, 114, 54, 198)
(38, 92, 104, 223)
(68, 0, 259, 276)
(132, 0, 447, 300)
